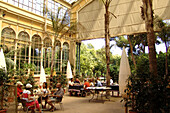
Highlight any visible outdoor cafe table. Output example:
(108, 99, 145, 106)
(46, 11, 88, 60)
(68, 85, 84, 96)
(86, 87, 112, 103)
(109, 85, 119, 97)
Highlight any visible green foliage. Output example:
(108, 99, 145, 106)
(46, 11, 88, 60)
(0, 68, 10, 110)
(87, 43, 94, 49)
(109, 64, 119, 83)
(114, 36, 129, 49)
(24, 74, 37, 90)
(128, 34, 147, 55)
(133, 51, 170, 77)
(123, 74, 169, 113)
(136, 54, 149, 76)
(79, 43, 97, 76)
(79, 42, 121, 82)
(45, 5, 77, 77)
(50, 74, 67, 89)
(14, 63, 37, 89)
(155, 16, 170, 45)
(45, 67, 51, 75)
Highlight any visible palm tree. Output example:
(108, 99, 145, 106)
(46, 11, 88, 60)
(101, 0, 113, 86)
(45, 7, 76, 77)
(142, 0, 157, 77)
(156, 18, 170, 76)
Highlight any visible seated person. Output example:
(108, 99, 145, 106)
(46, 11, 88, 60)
(68, 78, 74, 87)
(68, 78, 74, 96)
(110, 77, 113, 85)
(83, 79, 90, 90)
(22, 83, 42, 113)
(89, 79, 94, 87)
(38, 82, 49, 109)
(95, 78, 102, 87)
(16, 81, 23, 102)
(47, 83, 64, 112)
(74, 78, 81, 85)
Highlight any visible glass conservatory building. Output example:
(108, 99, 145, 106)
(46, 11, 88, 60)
(0, 0, 79, 78)
(0, 0, 169, 78)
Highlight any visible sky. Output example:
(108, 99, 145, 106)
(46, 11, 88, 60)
(82, 39, 166, 56)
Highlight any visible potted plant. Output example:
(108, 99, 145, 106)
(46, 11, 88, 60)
(121, 74, 138, 113)
(0, 68, 10, 113)
(122, 74, 169, 113)
(50, 74, 67, 91)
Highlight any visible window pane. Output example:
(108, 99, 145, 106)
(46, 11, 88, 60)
(31, 35, 41, 75)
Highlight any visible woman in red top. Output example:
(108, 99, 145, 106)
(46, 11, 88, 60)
(22, 83, 41, 113)
(84, 79, 90, 90)
(16, 81, 23, 102)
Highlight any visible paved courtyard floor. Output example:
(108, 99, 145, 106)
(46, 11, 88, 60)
(17, 93, 125, 113)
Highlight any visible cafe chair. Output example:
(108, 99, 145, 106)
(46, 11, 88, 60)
(21, 99, 39, 113)
(49, 97, 64, 111)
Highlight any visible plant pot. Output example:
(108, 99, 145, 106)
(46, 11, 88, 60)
(0, 109, 7, 113)
(129, 110, 137, 113)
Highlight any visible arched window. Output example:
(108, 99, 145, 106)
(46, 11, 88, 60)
(17, 31, 30, 72)
(1, 27, 16, 66)
(31, 34, 41, 75)
(62, 42, 69, 74)
(54, 40, 61, 73)
(43, 37, 52, 74)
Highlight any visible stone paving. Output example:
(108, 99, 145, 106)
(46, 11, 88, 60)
(17, 93, 125, 113)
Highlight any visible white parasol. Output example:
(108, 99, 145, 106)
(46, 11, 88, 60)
(39, 65, 46, 84)
(67, 61, 73, 78)
(119, 47, 131, 96)
(0, 48, 7, 72)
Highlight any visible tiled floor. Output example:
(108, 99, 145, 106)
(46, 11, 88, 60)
(17, 93, 125, 113)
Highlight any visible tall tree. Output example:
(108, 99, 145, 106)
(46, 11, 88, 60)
(101, 0, 113, 86)
(156, 19, 170, 76)
(127, 36, 137, 69)
(45, 7, 76, 77)
(142, 0, 157, 77)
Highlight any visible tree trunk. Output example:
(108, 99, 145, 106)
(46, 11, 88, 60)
(127, 36, 137, 69)
(142, 0, 157, 77)
(105, 3, 110, 86)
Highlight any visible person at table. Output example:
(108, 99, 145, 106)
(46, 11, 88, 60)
(83, 79, 90, 90)
(68, 78, 74, 86)
(47, 83, 64, 112)
(16, 81, 23, 102)
(22, 83, 42, 113)
(95, 78, 102, 87)
(38, 82, 49, 109)
(74, 78, 81, 85)
(89, 79, 94, 87)
(110, 77, 114, 85)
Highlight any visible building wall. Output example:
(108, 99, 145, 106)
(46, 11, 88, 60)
(0, 1, 76, 77)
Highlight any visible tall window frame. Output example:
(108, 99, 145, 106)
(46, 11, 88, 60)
(17, 31, 30, 73)
(1, 27, 16, 70)
(54, 40, 61, 73)
(62, 42, 69, 74)
(31, 34, 42, 75)
(43, 37, 52, 74)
